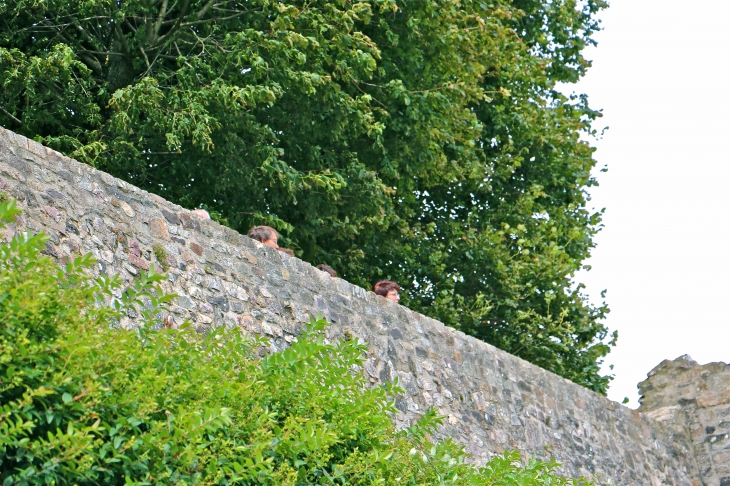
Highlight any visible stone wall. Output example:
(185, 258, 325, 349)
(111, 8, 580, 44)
(640, 356, 730, 486)
(0, 126, 709, 484)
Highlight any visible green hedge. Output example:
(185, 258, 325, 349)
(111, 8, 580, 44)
(0, 200, 591, 485)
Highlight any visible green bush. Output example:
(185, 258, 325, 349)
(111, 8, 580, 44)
(0, 200, 591, 485)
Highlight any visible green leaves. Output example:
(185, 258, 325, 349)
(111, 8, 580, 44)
(0, 0, 613, 391)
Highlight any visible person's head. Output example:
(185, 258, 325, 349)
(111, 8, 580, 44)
(373, 280, 401, 303)
(316, 264, 337, 278)
(278, 247, 295, 257)
(191, 209, 210, 220)
(248, 225, 278, 249)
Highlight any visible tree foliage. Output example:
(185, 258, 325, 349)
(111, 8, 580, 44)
(0, 200, 593, 485)
(0, 0, 614, 391)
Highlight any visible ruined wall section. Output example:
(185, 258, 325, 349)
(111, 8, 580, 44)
(640, 355, 730, 486)
(0, 127, 699, 484)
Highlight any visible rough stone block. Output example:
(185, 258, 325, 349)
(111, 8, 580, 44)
(129, 254, 150, 270)
(149, 218, 170, 240)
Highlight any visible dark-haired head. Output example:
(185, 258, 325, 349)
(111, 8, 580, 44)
(373, 280, 401, 302)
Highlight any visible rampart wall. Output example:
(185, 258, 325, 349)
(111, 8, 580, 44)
(2, 126, 726, 484)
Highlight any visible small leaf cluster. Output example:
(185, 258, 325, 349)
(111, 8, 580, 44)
(153, 243, 169, 271)
(0, 200, 592, 485)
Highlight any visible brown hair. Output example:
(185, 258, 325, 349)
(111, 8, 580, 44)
(373, 280, 401, 297)
(316, 264, 337, 278)
(278, 248, 295, 257)
(247, 225, 277, 243)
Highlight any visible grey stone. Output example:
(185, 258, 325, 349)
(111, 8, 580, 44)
(389, 328, 403, 340)
(177, 295, 197, 309)
(230, 300, 246, 314)
(45, 189, 65, 200)
(0, 126, 722, 486)
(160, 209, 180, 225)
(206, 294, 229, 312)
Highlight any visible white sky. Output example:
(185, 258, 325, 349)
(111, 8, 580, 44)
(570, 0, 730, 407)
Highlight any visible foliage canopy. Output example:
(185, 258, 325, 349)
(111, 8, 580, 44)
(0, 200, 593, 485)
(0, 0, 614, 391)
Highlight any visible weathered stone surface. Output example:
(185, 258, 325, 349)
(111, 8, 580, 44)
(190, 242, 203, 256)
(0, 126, 714, 485)
(129, 254, 150, 270)
(44, 205, 62, 222)
(640, 355, 730, 486)
(160, 208, 180, 224)
(149, 218, 170, 240)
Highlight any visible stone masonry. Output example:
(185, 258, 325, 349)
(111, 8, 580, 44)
(640, 356, 730, 486)
(2, 126, 728, 484)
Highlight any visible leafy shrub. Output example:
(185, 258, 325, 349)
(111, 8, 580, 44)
(0, 200, 591, 485)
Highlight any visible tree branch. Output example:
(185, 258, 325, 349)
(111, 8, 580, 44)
(0, 106, 22, 126)
(196, 0, 217, 20)
(140, 48, 164, 78)
(162, 4, 256, 26)
(139, 46, 151, 69)
(42, 20, 103, 75)
(76, 53, 103, 75)
(78, 50, 126, 57)
(73, 20, 97, 46)
(124, 19, 138, 33)
(181, 10, 252, 27)
(153, 0, 170, 42)
(23, 16, 110, 32)
(114, 24, 131, 54)
(150, 0, 190, 49)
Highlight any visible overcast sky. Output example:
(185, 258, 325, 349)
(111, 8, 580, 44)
(570, 0, 730, 407)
